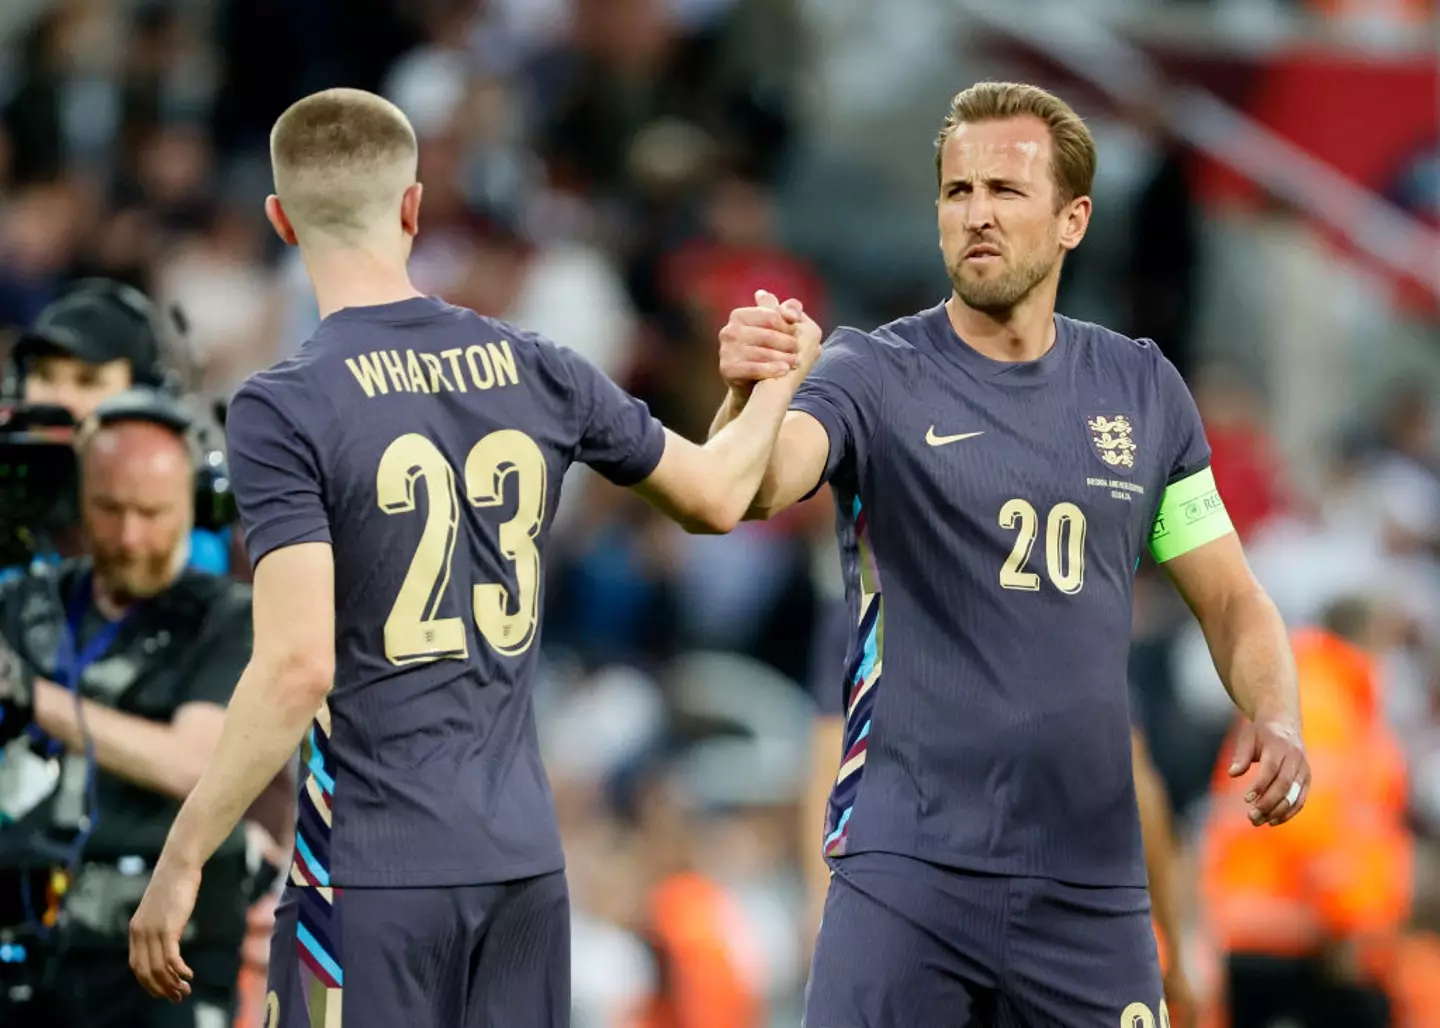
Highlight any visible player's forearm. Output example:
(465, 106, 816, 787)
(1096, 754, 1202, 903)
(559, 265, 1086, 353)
(34, 679, 208, 801)
(697, 379, 796, 529)
(1199, 586, 1300, 727)
(158, 655, 329, 873)
(708, 387, 747, 441)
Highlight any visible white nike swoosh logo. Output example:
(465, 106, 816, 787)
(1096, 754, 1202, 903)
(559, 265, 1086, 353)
(925, 427, 985, 447)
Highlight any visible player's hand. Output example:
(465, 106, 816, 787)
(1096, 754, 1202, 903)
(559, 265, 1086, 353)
(1228, 717, 1309, 827)
(755, 289, 823, 380)
(129, 858, 200, 1002)
(718, 289, 805, 395)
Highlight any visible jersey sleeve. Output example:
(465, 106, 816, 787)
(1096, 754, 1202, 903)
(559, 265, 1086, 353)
(1147, 351, 1234, 562)
(789, 328, 882, 492)
(1156, 352, 1211, 485)
(552, 344, 667, 486)
(225, 381, 332, 569)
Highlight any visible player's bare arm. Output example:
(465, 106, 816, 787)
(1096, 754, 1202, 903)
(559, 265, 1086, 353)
(631, 293, 823, 533)
(130, 542, 335, 1002)
(707, 292, 833, 519)
(1162, 530, 1308, 828)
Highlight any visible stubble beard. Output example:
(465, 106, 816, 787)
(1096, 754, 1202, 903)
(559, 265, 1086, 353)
(948, 247, 1059, 318)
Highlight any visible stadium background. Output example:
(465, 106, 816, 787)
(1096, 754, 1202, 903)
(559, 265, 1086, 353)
(0, 0, 1436, 1024)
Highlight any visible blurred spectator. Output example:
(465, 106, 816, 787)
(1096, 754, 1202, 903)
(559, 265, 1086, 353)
(153, 204, 283, 394)
(612, 743, 764, 1028)
(533, 0, 794, 200)
(0, 179, 89, 327)
(1201, 597, 1412, 1028)
(1124, 116, 1201, 382)
(1191, 363, 1292, 543)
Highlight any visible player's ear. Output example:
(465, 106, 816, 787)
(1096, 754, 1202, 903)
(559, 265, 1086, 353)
(400, 182, 423, 238)
(265, 195, 299, 247)
(1058, 194, 1091, 253)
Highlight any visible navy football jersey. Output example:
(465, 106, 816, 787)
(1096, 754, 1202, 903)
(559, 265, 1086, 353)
(793, 303, 1211, 887)
(225, 297, 665, 887)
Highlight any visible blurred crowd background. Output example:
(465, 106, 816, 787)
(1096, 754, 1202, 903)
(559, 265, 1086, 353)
(0, 0, 1436, 1025)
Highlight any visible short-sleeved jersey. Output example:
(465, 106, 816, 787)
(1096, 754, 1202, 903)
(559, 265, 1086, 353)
(792, 303, 1213, 887)
(225, 296, 665, 888)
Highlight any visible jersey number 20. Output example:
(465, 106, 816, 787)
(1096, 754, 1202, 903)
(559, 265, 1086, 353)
(998, 498, 1087, 594)
(376, 431, 546, 665)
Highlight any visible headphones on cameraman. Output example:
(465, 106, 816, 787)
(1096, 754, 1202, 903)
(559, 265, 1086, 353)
(25, 278, 239, 532)
(86, 387, 238, 533)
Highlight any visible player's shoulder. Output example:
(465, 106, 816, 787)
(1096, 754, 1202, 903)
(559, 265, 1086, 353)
(477, 314, 615, 396)
(229, 354, 311, 428)
(823, 304, 942, 362)
(1061, 315, 1177, 379)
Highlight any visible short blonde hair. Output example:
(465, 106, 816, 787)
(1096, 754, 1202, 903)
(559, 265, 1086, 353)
(934, 82, 1097, 207)
(270, 88, 418, 242)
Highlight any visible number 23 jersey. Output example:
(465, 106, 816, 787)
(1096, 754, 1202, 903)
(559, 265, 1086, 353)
(793, 303, 1225, 888)
(225, 297, 665, 888)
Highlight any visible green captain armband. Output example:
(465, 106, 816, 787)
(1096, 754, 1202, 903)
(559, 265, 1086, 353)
(1148, 466, 1235, 562)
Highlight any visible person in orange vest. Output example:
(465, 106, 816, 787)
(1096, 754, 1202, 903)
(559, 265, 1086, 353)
(615, 745, 764, 1028)
(1201, 596, 1411, 1028)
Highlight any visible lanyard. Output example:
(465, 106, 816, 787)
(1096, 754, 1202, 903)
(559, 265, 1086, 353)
(60, 571, 127, 693)
(29, 572, 129, 758)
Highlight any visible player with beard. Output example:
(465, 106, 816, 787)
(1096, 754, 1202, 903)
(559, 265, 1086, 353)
(709, 81, 1308, 1026)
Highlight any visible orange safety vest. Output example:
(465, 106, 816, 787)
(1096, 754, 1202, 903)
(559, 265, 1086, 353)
(630, 872, 763, 1028)
(1201, 629, 1412, 960)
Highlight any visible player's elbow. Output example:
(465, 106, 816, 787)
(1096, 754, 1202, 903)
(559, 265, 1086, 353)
(679, 492, 744, 535)
(269, 648, 335, 707)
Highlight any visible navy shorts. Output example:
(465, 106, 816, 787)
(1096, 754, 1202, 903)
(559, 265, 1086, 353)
(803, 853, 1164, 1028)
(265, 871, 570, 1028)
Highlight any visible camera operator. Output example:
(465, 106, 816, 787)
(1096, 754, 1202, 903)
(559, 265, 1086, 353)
(4, 278, 231, 575)
(0, 388, 254, 1027)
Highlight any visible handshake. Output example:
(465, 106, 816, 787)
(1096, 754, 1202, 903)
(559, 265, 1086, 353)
(717, 289, 824, 398)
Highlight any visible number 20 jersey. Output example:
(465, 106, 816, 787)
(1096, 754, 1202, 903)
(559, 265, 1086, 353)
(793, 303, 1213, 889)
(225, 297, 666, 888)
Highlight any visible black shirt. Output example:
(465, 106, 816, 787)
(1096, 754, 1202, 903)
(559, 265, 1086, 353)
(0, 559, 252, 953)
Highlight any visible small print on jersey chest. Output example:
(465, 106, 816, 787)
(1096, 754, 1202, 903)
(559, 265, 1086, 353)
(905, 395, 1155, 597)
(1080, 410, 1150, 505)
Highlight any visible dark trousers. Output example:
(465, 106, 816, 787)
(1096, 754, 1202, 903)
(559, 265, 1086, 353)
(1228, 953, 1391, 1028)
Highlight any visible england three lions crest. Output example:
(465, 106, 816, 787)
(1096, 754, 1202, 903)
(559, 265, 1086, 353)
(1086, 414, 1138, 474)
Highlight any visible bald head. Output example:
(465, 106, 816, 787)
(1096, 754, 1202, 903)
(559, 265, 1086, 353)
(84, 419, 191, 484)
(269, 88, 420, 247)
(82, 420, 193, 602)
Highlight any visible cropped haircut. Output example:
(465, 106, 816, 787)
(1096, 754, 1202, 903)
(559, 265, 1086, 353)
(934, 82, 1097, 208)
(270, 88, 419, 242)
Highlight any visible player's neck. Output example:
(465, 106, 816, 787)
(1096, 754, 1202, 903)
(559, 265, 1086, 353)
(302, 244, 423, 320)
(945, 290, 1057, 364)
